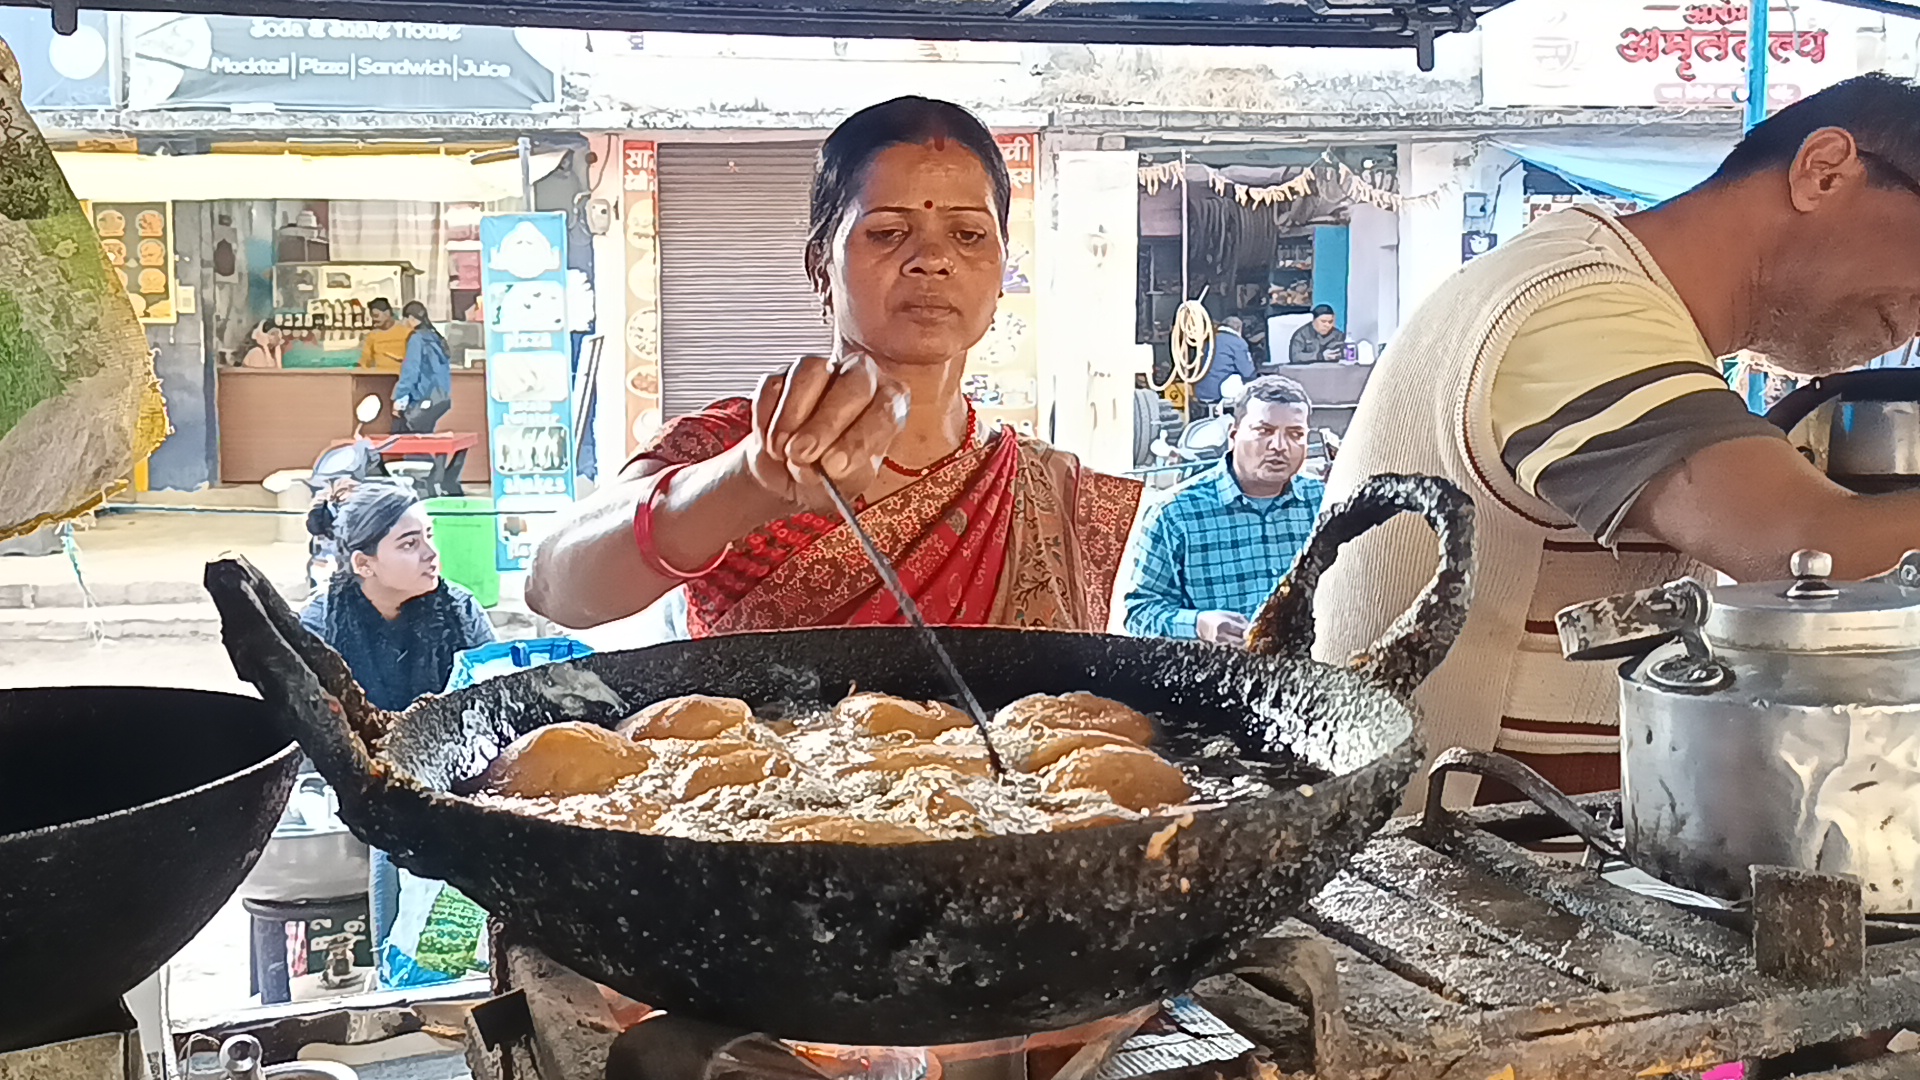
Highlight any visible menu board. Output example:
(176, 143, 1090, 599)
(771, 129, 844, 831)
(86, 200, 176, 324)
(480, 212, 574, 572)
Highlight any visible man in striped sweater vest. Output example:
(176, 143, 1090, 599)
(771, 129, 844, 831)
(1317, 74, 1920, 808)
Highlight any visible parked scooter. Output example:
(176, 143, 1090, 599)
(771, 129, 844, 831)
(303, 394, 389, 593)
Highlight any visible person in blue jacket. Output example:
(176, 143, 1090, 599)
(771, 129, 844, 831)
(392, 301, 467, 494)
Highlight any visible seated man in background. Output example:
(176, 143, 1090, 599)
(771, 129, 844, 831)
(1288, 304, 1346, 365)
(1122, 376, 1324, 646)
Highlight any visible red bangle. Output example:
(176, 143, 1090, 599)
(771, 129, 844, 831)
(633, 463, 729, 580)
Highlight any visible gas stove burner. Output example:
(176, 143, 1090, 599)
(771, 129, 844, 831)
(465, 941, 1253, 1080)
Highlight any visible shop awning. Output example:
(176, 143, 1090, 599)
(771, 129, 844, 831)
(25, 1, 1510, 65)
(1495, 135, 1739, 206)
(51, 149, 567, 203)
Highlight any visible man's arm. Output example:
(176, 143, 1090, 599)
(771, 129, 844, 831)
(1120, 507, 1200, 638)
(1625, 435, 1920, 581)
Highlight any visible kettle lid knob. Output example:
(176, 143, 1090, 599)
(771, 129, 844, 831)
(1790, 549, 1834, 579)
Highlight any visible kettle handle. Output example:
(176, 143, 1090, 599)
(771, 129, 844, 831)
(1764, 369, 1920, 432)
(1555, 579, 1707, 663)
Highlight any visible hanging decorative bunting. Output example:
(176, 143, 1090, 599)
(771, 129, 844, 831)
(1138, 154, 1451, 212)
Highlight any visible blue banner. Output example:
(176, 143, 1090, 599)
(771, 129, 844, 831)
(481, 212, 574, 572)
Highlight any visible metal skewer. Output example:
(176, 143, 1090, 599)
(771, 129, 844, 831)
(817, 473, 1006, 777)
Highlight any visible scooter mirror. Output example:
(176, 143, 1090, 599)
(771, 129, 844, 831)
(355, 395, 382, 424)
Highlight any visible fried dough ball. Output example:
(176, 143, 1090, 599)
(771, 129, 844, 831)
(875, 766, 982, 823)
(675, 747, 792, 801)
(995, 693, 1155, 746)
(1000, 725, 1135, 773)
(837, 692, 971, 740)
(840, 743, 993, 779)
(619, 695, 753, 741)
(762, 816, 936, 844)
(476, 723, 655, 799)
(1042, 744, 1191, 812)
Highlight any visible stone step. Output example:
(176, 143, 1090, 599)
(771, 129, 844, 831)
(0, 600, 544, 642)
(0, 579, 310, 610)
(0, 603, 223, 642)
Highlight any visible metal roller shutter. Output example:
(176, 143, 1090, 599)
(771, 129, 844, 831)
(658, 142, 832, 418)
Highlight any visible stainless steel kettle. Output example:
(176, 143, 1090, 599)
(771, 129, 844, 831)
(1558, 550, 1920, 913)
(1766, 368, 1920, 492)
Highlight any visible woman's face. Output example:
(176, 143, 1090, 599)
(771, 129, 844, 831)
(353, 505, 441, 600)
(819, 141, 1005, 368)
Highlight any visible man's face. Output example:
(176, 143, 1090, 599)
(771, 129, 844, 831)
(371, 308, 395, 330)
(1231, 400, 1310, 488)
(1751, 131, 1920, 375)
(1313, 313, 1336, 335)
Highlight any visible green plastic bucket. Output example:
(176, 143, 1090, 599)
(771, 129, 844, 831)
(426, 496, 501, 609)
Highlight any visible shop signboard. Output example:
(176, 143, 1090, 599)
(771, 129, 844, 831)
(964, 132, 1040, 437)
(126, 15, 558, 112)
(0, 7, 112, 109)
(84, 201, 177, 325)
(1481, 1, 1858, 110)
(621, 140, 662, 457)
(480, 212, 573, 572)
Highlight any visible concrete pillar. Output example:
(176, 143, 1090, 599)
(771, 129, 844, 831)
(1042, 148, 1145, 475)
(1397, 141, 1472, 327)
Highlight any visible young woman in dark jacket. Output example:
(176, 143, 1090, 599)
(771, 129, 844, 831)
(302, 480, 494, 958)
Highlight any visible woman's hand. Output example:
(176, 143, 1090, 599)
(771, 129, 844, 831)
(740, 354, 909, 510)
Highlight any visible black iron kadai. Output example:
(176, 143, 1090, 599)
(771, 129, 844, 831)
(204, 473, 1475, 1047)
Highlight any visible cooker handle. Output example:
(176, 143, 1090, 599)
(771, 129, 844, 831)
(1555, 579, 1706, 662)
(205, 557, 382, 798)
(1248, 473, 1475, 700)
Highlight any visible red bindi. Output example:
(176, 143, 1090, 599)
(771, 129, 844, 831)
(923, 200, 934, 210)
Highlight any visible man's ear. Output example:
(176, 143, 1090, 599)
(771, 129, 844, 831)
(1788, 127, 1866, 212)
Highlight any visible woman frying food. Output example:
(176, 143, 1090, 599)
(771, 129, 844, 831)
(527, 96, 1141, 634)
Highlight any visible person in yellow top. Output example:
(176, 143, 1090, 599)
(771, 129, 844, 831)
(359, 297, 413, 373)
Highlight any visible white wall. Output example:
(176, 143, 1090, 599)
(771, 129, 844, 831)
(1398, 141, 1472, 326)
(1043, 149, 1142, 474)
(1344, 203, 1398, 346)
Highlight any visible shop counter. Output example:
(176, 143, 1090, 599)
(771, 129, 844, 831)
(217, 367, 491, 485)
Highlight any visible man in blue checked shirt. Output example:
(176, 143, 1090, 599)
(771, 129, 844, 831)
(1122, 375, 1324, 646)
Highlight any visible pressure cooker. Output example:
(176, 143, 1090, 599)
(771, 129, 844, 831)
(1557, 549, 1920, 914)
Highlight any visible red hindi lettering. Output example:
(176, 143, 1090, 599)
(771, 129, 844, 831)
(1617, 27, 1664, 63)
(1663, 29, 1702, 81)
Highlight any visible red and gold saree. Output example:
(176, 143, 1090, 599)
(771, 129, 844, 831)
(637, 398, 1142, 638)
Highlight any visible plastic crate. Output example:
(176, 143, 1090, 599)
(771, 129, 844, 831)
(447, 637, 595, 693)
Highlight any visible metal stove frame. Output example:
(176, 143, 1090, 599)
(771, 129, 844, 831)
(462, 778, 1920, 1080)
(1188, 776, 1920, 1079)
